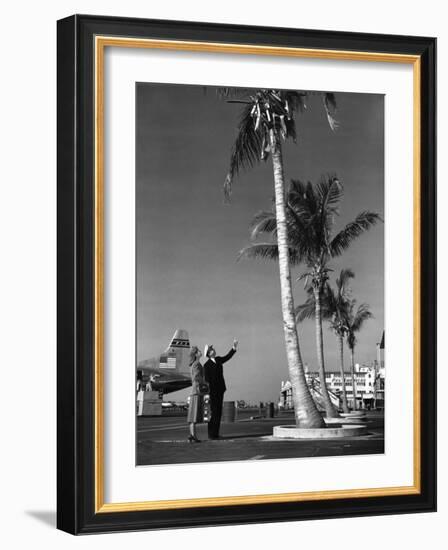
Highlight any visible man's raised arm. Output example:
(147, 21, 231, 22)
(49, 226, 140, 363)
(219, 340, 238, 364)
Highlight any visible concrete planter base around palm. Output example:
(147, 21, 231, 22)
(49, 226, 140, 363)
(325, 416, 367, 424)
(273, 423, 367, 439)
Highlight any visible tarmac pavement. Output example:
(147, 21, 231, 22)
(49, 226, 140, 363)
(137, 410, 384, 466)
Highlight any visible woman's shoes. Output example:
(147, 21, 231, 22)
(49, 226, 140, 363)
(188, 435, 201, 443)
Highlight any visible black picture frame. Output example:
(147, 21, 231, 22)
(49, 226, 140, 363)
(57, 14, 436, 535)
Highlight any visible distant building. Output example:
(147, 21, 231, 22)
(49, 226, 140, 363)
(375, 331, 385, 409)
(279, 331, 385, 411)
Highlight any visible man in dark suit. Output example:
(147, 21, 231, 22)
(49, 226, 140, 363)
(203, 340, 238, 440)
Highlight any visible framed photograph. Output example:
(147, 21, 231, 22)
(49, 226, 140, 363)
(57, 14, 436, 534)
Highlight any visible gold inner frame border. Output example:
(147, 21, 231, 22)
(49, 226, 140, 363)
(94, 35, 421, 513)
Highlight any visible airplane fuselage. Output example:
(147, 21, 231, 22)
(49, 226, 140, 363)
(137, 366, 191, 394)
(137, 329, 192, 395)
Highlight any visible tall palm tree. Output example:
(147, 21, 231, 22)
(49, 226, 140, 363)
(345, 302, 373, 410)
(241, 178, 380, 418)
(223, 89, 339, 428)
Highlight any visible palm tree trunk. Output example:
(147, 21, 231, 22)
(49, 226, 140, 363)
(350, 347, 357, 411)
(337, 334, 349, 413)
(269, 129, 324, 429)
(313, 287, 339, 418)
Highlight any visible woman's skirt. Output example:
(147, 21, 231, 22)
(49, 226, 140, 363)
(187, 394, 209, 423)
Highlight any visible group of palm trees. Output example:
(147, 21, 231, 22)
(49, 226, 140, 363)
(220, 87, 381, 429)
(295, 268, 374, 415)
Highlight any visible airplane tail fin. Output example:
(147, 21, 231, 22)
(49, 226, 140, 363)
(159, 329, 191, 374)
(165, 329, 190, 351)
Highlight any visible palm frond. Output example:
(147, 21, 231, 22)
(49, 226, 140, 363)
(318, 285, 335, 320)
(347, 332, 356, 350)
(316, 176, 343, 244)
(242, 173, 380, 291)
(351, 303, 373, 332)
(295, 296, 315, 323)
(287, 179, 311, 214)
(324, 282, 337, 308)
(287, 180, 318, 222)
(281, 90, 307, 113)
(345, 301, 373, 350)
(316, 175, 343, 215)
(249, 210, 277, 240)
(284, 203, 312, 251)
(295, 283, 334, 323)
(221, 88, 342, 202)
(323, 92, 339, 131)
(284, 176, 344, 265)
(284, 117, 297, 142)
(238, 243, 279, 262)
(323, 269, 355, 336)
(296, 272, 314, 288)
(336, 268, 355, 295)
(238, 243, 300, 265)
(330, 211, 381, 256)
(217, 87, 259, 100)
(224, 102, 264, 201)
(288, 178, 308, 199)
(246, 202, 312, 265)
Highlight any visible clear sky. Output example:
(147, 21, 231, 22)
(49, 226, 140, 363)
(136, 83, 384, 403)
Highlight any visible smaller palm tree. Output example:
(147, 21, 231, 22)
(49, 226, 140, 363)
(345, 302, 373, 410)
(325, 270, 355, 413)
(296, 269, 354, 414)
(295, 286, 334, 413)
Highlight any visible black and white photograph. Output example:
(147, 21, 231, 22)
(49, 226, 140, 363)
(135, 83, 385, 466)
(0, 0, 440, 542)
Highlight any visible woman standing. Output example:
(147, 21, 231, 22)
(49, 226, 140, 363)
(187, 346, 208, 443)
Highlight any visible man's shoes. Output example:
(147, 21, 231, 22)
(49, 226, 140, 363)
(208, 435, 221, 440)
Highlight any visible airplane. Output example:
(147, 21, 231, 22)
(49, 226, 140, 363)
(137, 329, 192, 395)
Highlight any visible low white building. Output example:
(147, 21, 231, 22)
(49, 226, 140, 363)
(279, 332, 385, 411)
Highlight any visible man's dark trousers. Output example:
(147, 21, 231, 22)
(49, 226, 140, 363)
(208, 391, 224, 439)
